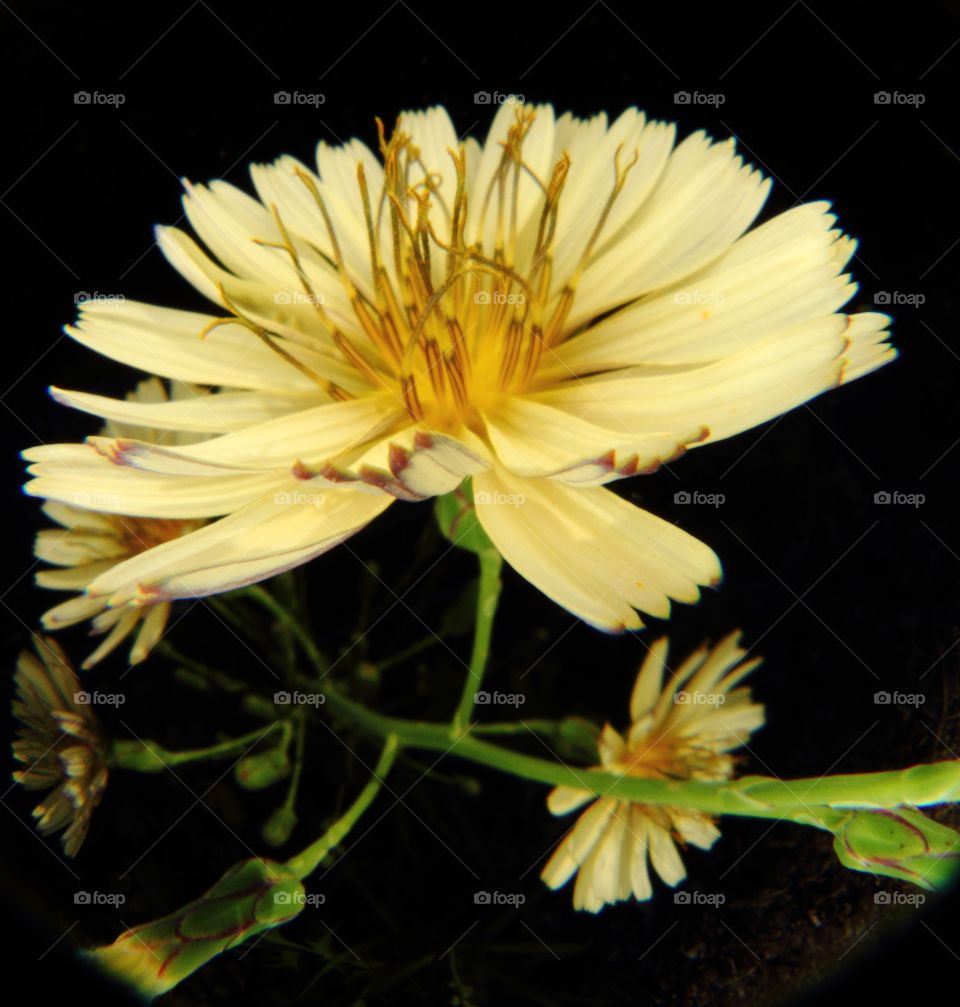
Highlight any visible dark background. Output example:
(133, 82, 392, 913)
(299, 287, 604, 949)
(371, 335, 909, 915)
(1, 1, 959, 1004)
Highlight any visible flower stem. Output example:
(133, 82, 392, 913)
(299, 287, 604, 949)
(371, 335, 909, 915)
(236, 586, 960, 824)
(110, 722, 287, 772)
(451, 544, 503, 733)
(284, 734, 400, 879)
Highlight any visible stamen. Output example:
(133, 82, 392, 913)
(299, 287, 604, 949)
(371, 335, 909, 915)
(200, 285, 349, 400)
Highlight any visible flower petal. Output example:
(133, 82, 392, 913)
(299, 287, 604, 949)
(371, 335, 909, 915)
(482, 395, 705, 484)
(567, 132, 771, 327)
(472, 467, 721, 631)
(66, 299, 353, 393)
(541, 798, 614, 892)
(86, 484, 393, 605)
(534, 312, 892, 448)
(630, 637, 670, 721)
(50, 386, 326, 435)
(546, 201, 857, 375)
(83, 393, 402, 475)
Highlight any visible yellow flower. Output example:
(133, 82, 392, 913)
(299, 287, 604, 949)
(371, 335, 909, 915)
(11, 636, 109, 856)
(24, 102, 894, 630)
(33, 379, 205, 667)
(541, 631, 764, 911)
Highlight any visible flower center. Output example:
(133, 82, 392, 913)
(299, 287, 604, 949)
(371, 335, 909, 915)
(205, 105, 639, 434)
(614, 727, 735, 783)
(111, 516, 205, 556)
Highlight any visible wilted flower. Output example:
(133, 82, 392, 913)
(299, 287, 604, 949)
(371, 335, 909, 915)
(24, 102, 894, 630)
(541, 631, 764, 911)
(11, 636, 108, 856)
(34, 378, 205, 667)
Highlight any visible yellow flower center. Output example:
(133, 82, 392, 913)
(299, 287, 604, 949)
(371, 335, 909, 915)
(206, 105, 640, 434)
(613, 725, 735, 783)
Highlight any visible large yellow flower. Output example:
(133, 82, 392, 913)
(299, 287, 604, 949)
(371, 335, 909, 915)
(541, 631, 764, 911)
(24, 102, 894, 630)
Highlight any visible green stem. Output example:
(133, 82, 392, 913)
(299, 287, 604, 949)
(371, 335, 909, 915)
(471, 719, 570, 737)
(243, 584, 326, 670)
(282, 716, 307, 814)
(314, 684, 960, 820)
(452, 545, 503, 732)
(284, 735, 400, 879)
(238, 587, 960, 823)
(376, 635, 439, 672)
(156, 642, 249, 693)
(110, 722, 287, 772)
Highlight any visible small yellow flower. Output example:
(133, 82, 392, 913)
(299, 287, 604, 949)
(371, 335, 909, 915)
(541, 632, 764, 911)
(11, 636, 109, 856)
(24, 102, 895, 631)
(34, 378, 205, 667)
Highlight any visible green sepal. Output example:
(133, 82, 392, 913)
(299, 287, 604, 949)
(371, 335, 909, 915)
(831, 807, 960, 890)
(435, 478, 497, 557)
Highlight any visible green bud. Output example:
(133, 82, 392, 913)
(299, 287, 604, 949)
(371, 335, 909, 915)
(555, 717, 602, 763)
(86, 858, 305, 999)
(262, 805, 299, 847)
(235, 747, 291, 790)
(109, 740, 169, 774)
(832, 807, 960, 890)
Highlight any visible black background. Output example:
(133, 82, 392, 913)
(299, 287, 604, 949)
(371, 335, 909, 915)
(1, 1, 959, 1005)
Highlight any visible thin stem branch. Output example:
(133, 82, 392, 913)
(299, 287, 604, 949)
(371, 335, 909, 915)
(284, 735, 400, 879)
(452, 546, 503, 732)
